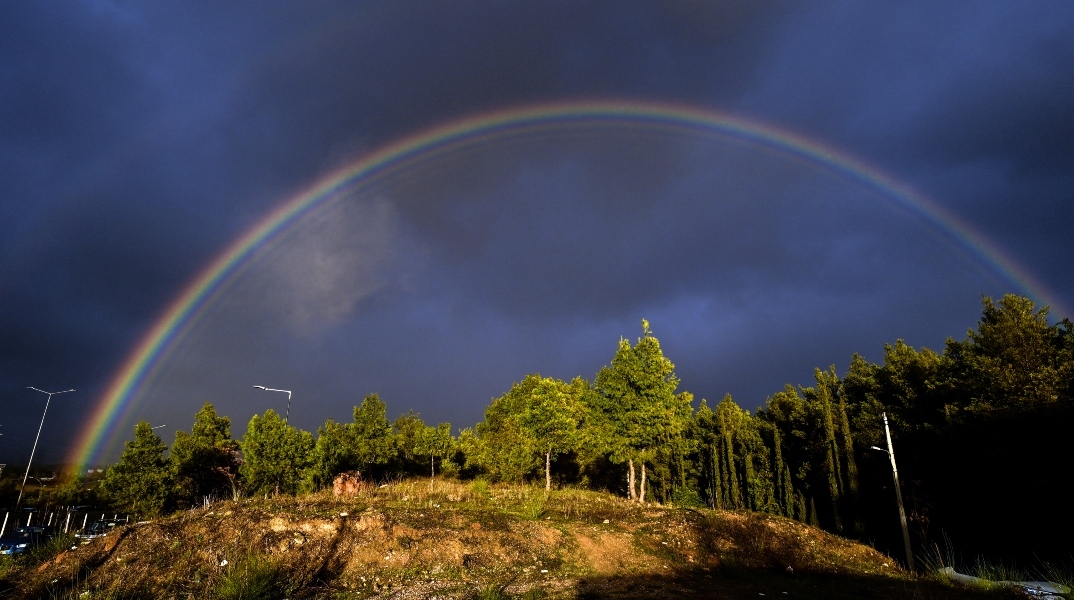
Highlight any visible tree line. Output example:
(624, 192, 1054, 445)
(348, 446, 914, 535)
(76, 295, 1072, 554)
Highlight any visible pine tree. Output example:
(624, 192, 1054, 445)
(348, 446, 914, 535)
(171, 403, 240, 505)
(351, 393, 395, 471)
(590, 320, 686, 502)
(306, 419, 355, 490)
(100, 421, 173, 516)
(240, 409, 313, 495)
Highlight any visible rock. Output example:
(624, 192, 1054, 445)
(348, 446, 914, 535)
(333, 471, 367, 497)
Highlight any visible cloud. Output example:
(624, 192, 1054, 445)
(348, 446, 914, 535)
(230, 197, 414, 332)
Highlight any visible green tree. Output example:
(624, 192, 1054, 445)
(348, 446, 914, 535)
(351, 393, 395, 470)
(475, 376, 542, 482)
(47, 473, 97, 507)
(416, 422, 454, 487)
(517, 376, 584, 491)
(171, 402, 241, 505)
(305, 419, 355, 491)
(306, 394, 396, 490)
(590, 320, 686, 502)
(392, 410, 428, 475)
(946, 294, 1070, 413)
(99, 421, 173, 516)
(240, 409, 313, 496)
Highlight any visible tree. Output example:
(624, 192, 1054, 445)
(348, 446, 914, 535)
(392, 410, 428, 475)
(416, 422, 454, 488)
(589, 320, 686, 502)
(99, 421, 173, 516)
(306, 393, 396, 490)
(306, 419, 356, 491)
(517, 376, 584, 491)
(351, 393, 395, 471)
(475, 377, 542, 483)
(171, 402, 241, 505)
(240, 409, 313, 496)
(946, 294, 1070, 413)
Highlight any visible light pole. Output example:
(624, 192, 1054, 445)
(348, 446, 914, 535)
(18, 387, 75, 508)
(253, 385, 292, 422)
(870, 412, 914, 571)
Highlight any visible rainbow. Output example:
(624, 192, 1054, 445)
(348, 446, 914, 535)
(67, 99, 1067, 469)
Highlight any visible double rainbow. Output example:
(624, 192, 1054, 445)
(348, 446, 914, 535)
(67, 100, 1065, 470)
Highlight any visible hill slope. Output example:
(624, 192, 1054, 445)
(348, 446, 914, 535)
(3, 480, 1017, 599)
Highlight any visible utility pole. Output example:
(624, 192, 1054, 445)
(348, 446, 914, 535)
(871, 412, 913, 571)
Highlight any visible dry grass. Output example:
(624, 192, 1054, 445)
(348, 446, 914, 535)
(0, 479, 1024, 599)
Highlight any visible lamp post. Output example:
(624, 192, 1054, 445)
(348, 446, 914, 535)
(253, 385, 292, 422)
(870, 412, 913, 571)
(18, 387, 75, 508)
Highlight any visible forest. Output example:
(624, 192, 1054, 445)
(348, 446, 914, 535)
(13, 294, 1072, 566)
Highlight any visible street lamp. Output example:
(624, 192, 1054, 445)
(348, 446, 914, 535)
(253, 385, 292, 422)
(870, 412, 914, 571)
(18, 387, 75, 508)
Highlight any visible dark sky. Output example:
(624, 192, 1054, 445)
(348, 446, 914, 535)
(2, 2, 1072, 467)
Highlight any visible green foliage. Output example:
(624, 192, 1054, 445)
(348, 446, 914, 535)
(588, 320, 690, 501)
(947, 294, 1071, 413)
(99, 421, 174, 516)
(172, 403, 241, 505)
(304, 419, 353, 491)
(306, 393, 397, 490)
(351, 393, 395, 469)
(213, 553, 283, 600)
(240, 409, 313, 496)
(81, 295, 1073, 561)
(392, 410, 428, 473)
(416, 422, 455, 481)
(694, 395, 774, 512)
(516, 375, 584, 490)
(474, 376, 543, 482)
(45, 473, 96, 506)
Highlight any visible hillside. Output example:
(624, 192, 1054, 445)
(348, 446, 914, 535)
(2, 480, 1019, 599)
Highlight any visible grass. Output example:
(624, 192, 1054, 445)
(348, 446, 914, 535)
(0, 479, 1035, 599)
(213, 552, 285, 600)
(921, 536, 1074, 596)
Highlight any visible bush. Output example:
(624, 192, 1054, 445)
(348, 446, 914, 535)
(671, 486, 705, 508)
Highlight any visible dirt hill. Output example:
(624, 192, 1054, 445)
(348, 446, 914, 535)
(1, 479, 1018, 599)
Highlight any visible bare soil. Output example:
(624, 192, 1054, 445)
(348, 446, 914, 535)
(0, 480, 1020, 599)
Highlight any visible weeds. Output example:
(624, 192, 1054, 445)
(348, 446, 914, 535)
(476, 581, 512, 600)
(923, 535, 1074, 597)
(213, 553, 284, 600)
(521, 496, 545, 520)
(29, 532, 77, 564)
(471, 478, 490, 496)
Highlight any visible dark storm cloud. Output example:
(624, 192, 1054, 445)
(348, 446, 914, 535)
(223, 1, 786, 177)
(2, 1, 1073, 463)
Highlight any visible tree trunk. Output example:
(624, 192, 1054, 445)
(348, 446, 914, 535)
(429, 455, 435, 491)
(628, 459, 636, 501)
(639, 463, 647, 504)
(545, 450, 552, 492)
